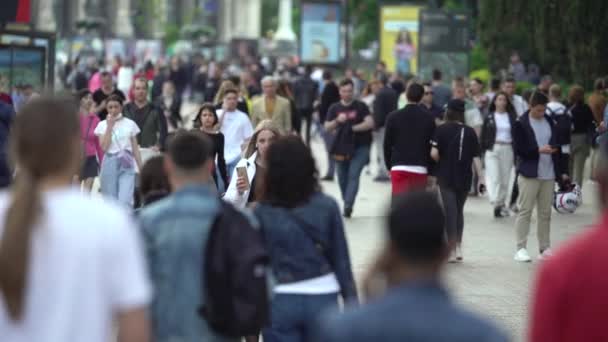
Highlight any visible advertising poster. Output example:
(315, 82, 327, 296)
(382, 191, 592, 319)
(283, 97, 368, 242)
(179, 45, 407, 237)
(300, 2, 341, 64)
(379, 5, 421, 75)
(418, 10, 470, 82)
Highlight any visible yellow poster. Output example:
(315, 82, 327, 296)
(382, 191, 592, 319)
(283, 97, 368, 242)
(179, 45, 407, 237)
(380, 5, 421, 75)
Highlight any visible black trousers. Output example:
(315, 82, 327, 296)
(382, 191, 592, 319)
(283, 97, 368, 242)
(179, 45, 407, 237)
(296, 108, 314, 145)
(440, 186, 468, 244)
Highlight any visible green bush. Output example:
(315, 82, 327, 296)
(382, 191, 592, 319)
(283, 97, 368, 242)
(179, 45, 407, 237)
(470, 44, 489, 72)
(469, 69, 491, 84)
(516, 81, 534, 95)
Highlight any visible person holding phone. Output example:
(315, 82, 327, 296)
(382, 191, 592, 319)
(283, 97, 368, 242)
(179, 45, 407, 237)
(95, 95, 143, 206)
(224, 120, 281, 209)
(431, 99, 484, 262)
(512, 92, 570, 262)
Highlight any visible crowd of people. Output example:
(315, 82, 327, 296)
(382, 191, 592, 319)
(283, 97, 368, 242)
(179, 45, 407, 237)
(0, 50, 608, 341)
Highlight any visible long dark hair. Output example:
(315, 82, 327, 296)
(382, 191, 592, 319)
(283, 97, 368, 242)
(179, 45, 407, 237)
(488, 91, 517, 117)
(261, 136, 320, 208)
(139, 155, 170, 205)
(0, 97, 80, 320)
(193, 103, 219, 129)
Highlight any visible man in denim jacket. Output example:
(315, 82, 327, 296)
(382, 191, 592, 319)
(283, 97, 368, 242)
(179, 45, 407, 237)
(138, 132, 238, 342)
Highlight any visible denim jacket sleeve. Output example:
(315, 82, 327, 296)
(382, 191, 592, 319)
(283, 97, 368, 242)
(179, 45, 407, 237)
(328, 200, 359, 303)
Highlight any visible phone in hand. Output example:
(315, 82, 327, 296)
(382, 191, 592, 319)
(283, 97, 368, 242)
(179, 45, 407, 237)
(236, 166, 250, 188)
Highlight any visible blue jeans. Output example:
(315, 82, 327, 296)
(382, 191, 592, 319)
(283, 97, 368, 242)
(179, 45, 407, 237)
(226, 158, 239, 182)
(263, 293, 338, 342)
(100, 153, 136, 206)
(336, 145, 370, 210)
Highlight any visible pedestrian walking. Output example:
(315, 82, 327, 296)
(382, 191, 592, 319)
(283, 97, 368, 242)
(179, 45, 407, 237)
(95, 95, 143, 206)
(194, 103, 228, 193)
(251, 76, 292, 134)
(431, 99, 484, 261)
(512, 92, 570, 262)
(324, 79, 375, 218)
(123, 77, 168, 157)
(502, 78, 528, 117)
(420, 83, 444, 124)
(470, 78, 490, 117)
(217, 88, 254, 179)
(567, 85, 595, 187)
(319, 71, 341, 181)
(372, 75, 398, 182)
(76, 89, 103, 193)
(480, 92, 517, 218)
(529, 140, 608, 342)
(139, 132, 256, 342)
(293, 65, 319, 144)
(316, 191, 508, 342)
(384, 83, 436, 195)
(254, 136, 358, 342)
(431, 69, 452, 108)
(92, 71, 126, 121)
(224, 120, 280, 209)
(154, 80, 183, 135)
(451, 79, 482, 136)
(214, 80, 249, 115)
(0, 97, 151, 342)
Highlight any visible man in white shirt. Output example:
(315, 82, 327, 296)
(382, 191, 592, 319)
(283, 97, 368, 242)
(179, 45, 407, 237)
(218, 88, 254, 178)
(503, 78, 529, 116)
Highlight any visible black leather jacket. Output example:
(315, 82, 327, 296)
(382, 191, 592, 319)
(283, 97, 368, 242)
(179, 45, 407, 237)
(480, 111, 517, 153)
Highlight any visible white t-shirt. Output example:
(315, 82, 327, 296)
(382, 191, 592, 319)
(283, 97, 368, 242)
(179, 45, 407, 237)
(94, 115, 140, 154)
(512, 95, 529, 117)
(218, 109, 254, 164)
(494, 112, 512, 143)
(0, 187, 151, 342)
(547, 101, 566, 116)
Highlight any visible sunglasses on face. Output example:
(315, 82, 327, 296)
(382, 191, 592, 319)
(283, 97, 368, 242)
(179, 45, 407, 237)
(425, 91, 434, 95)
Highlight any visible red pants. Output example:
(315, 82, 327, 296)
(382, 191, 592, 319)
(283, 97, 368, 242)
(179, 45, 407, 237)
(391, 170, 428, 195)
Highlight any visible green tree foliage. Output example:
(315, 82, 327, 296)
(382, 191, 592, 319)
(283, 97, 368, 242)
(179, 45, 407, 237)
(478, 0, 608, 87)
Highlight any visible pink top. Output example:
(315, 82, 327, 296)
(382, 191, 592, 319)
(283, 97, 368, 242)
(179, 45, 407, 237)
(80, 113, 103, 162)
(88, 72, 102, 93)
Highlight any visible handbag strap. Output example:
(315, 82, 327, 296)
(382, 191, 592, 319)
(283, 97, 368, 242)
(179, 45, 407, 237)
(286, 211, 331, 264)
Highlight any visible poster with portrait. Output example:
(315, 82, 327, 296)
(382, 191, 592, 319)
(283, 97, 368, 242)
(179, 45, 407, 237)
(300, 1, 342, 65)
(379, 5, 421, 76)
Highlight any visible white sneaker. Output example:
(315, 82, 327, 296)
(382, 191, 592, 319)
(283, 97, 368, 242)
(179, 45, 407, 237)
(538, 249, 553, 261)
(514, 248, 532, 262)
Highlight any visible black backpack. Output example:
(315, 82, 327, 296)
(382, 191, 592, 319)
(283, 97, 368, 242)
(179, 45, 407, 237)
(199, 201, 270, 337)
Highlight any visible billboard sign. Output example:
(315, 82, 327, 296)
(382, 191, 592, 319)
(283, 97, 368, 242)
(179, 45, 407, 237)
(300, 1, 342, 64)
(418, 10, 470, 82)
(379, 5, 421, 76)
